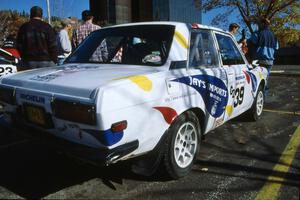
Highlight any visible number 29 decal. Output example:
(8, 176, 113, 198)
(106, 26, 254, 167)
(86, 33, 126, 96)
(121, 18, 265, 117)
(230, 86, 245, 107)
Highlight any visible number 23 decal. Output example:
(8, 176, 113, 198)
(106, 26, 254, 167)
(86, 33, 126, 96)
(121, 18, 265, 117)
(0, 66, 14, 75)
(230, 86, 244, 107)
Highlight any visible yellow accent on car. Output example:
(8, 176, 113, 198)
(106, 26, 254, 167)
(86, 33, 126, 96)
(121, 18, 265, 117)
(225, 105, 233, 117)
(128, 75, 153, 92)
(259, 72, 264, 80)
(175, 31, 188, 49)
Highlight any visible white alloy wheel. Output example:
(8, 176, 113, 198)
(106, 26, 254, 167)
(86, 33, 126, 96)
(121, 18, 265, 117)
(174, 122, 198, 168)
(256, 90, 264, 116)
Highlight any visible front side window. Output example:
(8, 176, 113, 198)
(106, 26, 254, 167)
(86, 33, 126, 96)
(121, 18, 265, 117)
(215, 34, 245, 65)
(189, 30, 218, 68)
(66, 25, 175, 66)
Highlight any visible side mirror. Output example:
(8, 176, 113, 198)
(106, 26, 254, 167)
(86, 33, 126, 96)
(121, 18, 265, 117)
(252, 60, 259, 68)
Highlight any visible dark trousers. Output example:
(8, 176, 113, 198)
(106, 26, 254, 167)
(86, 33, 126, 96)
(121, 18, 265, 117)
(20, 61, 56, 69)
(260, 64, 273, 97)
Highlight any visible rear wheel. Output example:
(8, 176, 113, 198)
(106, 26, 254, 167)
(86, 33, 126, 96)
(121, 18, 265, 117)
(163, 111, 201, 179)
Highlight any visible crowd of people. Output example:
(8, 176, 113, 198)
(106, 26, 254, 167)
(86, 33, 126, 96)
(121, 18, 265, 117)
(1, 5, 279, 83)
(228, 20, 279, 95)
(1, 6, 106, 68)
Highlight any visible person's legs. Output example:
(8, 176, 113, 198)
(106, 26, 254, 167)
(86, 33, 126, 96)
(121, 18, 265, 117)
(27, 61, 56, 68)
(263, 64, 273, 98)
(57, 57, 66, 65)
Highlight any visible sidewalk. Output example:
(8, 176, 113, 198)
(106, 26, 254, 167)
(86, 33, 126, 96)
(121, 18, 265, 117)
(271, 65, 300, 76)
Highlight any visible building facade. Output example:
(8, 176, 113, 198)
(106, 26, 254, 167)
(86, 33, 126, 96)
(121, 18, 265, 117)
(90, 0, 202, 26)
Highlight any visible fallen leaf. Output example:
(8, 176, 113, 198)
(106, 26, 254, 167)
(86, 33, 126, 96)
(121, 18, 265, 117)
(201, 168, 208, 172)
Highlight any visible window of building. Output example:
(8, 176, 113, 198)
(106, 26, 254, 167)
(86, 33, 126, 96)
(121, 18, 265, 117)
(189, 30, 218, 68)
(215, 33, 245, 65)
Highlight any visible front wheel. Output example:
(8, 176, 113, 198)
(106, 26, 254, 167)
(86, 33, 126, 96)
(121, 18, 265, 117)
(246, 86, 264, 121)
(163, 111, 201, 179)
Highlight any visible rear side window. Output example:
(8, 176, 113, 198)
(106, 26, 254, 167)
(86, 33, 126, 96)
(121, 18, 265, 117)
(216, 34, 245, 65)
(189, 30, 218, 68)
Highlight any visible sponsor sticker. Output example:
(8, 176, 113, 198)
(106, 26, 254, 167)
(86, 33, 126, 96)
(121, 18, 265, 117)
(172, 75, 228, 118)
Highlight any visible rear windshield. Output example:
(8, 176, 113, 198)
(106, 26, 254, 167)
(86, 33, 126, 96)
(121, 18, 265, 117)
(66, 25, 175, 66)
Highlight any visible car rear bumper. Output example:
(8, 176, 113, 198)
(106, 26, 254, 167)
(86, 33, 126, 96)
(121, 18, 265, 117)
(45, 134, 139, 165)
(0, 114, 139, 165)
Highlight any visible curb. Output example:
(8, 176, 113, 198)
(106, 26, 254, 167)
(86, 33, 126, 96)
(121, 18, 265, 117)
(270, 70, 300, 77)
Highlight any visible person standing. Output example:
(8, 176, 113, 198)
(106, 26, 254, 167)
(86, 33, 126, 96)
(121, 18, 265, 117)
(229, 23, 240, 37)
(17, 6, 58, 69)
(57, 19, 72, 65)
(72, 10, 108, 62)
(229, 23, 248, 54)
(248, 18, 279, 96)
(2, 34, 21, 59)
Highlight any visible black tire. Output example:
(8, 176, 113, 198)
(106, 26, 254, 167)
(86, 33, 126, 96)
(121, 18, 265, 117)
(245, 85, 264, 121)
(163, 111, 201, 179)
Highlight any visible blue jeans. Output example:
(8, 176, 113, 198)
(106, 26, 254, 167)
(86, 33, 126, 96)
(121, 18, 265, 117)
(57, 57, 66, 65)
(261, 64, 273, 97)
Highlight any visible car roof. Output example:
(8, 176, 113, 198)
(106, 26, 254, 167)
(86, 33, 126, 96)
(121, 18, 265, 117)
(106, 21, 225, 33)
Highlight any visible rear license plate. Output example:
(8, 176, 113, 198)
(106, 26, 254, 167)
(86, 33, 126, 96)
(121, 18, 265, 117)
(25, 105, 46, 126)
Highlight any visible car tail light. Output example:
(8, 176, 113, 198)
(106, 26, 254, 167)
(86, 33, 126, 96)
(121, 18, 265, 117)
(0, 87, 15, 104)
(111, 120, 127, 133)
(52, 99, 96, 125)
(191, 23, 200, 29)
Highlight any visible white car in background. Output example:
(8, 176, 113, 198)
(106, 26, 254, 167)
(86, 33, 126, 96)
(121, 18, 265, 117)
(0, 22, 267, 179)
(0, 48, 18, 112)
(0, 48, 18, 77)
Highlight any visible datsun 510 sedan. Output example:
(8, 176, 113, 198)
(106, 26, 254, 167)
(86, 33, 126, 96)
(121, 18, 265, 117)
(0, 22, 267, 179)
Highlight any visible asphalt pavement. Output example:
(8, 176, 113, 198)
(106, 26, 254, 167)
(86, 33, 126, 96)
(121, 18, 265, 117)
(271, 65, 300, 76)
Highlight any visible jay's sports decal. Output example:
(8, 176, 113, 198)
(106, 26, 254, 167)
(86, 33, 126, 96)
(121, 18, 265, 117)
(172, 75, 228, 118)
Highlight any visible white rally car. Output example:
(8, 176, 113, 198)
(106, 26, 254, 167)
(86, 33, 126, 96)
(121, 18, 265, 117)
(0, 22, 267, 179)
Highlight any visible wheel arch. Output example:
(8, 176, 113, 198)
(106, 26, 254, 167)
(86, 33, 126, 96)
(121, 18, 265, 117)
(187, 107, 205, 136)
(259, 79, 266, 91)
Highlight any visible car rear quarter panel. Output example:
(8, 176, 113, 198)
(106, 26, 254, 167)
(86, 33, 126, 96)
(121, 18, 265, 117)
(95, 71, 207, 154)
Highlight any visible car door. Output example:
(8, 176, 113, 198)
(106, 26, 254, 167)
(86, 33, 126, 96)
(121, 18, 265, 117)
(186, 29, 232, 132)
(213, 32, 252, 120)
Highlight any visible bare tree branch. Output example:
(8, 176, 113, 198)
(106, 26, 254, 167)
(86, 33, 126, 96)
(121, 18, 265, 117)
(269, 0, 297, 19)
(265, 0, 277, 18)
(245, 0, 250, 16)
(236, 2, 253, 33)
(252, 0, 262, 17)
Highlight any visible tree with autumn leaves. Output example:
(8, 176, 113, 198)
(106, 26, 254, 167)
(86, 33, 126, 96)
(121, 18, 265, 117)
(0, 10, 77, 47)
(0, 10, 28, 45)
(201, 0, 300, 47)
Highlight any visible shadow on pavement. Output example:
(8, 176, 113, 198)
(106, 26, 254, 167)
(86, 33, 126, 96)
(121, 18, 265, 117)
(0, 138, 166, 199)
(194, 159, 300, 187)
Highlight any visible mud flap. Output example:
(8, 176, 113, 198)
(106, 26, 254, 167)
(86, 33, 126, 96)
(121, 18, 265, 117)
(131, 132, 167, 176)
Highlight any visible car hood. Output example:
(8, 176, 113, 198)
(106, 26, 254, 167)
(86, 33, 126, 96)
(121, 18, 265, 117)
(0, 63, 161, 99)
